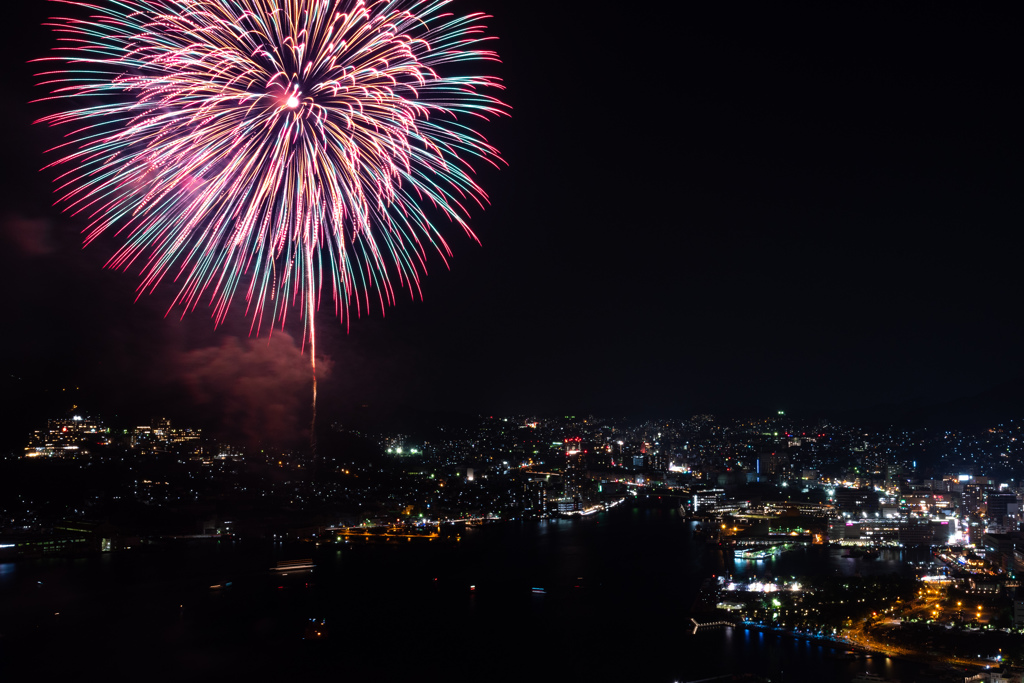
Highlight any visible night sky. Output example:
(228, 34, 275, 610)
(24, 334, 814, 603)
(1, 2, 1021, 442)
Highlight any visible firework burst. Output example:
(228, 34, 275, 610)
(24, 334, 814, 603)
(35, 0, 506, 416)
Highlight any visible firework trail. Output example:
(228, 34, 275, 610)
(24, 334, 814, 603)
(35, 0, 506, 440)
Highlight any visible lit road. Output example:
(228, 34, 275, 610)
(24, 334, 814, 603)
(841, 588, 994, 670)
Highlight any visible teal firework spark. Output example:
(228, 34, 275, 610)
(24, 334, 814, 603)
(36, 0, 506, 343)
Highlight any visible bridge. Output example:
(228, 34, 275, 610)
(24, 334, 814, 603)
(690, 617, 735, 635)
(326, 525, 441, 541)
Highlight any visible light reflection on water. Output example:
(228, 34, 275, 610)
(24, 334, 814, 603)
(0, 507, 937, 682)
(694, 625, 926, 683)
(0, 562, 14, 586)
(727, 544, 933, 582)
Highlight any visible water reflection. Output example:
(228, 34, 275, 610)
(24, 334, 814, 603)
(726, 544, 932, 582)
(0, 507, 933, 682)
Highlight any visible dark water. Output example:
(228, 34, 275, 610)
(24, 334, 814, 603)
(0, 508, 949, 681)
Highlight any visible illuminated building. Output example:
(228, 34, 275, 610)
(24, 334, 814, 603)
(835, 487, 879, 514)
(963, 483, 985, 517)
(0, 534, 91, 559)
(757, 451, 788, 477)
(563, 437, 585, 503)
(24, 414, 107, 458)
(832, 518, 952, 545)
(131, 418, 201, 454)
(983, 533, 1020, 568)
(693, 489, 724, 513)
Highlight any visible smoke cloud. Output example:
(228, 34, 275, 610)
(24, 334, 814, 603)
(176, 333, 331, 446)
(2, 214, 55, 256)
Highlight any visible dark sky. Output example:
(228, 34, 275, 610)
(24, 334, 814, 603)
(1, 2, 1022, 441)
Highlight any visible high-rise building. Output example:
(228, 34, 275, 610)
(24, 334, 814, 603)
(987, 492, 1019, 530)
(963, 484, 984, 518)
(563, 437, 585, 503)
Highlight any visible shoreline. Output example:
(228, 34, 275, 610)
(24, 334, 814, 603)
(733, 621, 992, 674)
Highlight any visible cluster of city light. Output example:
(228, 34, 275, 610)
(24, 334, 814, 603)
(919, 575, 954, 583)
(558, 499, 625, 516)
(723, 579, 802, 593)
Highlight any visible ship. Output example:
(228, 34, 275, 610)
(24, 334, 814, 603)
(271, 558, 315, 573)
(734, 545, 785, 560)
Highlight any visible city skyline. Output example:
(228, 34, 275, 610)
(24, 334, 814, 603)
(11, 403, 1024, 681)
